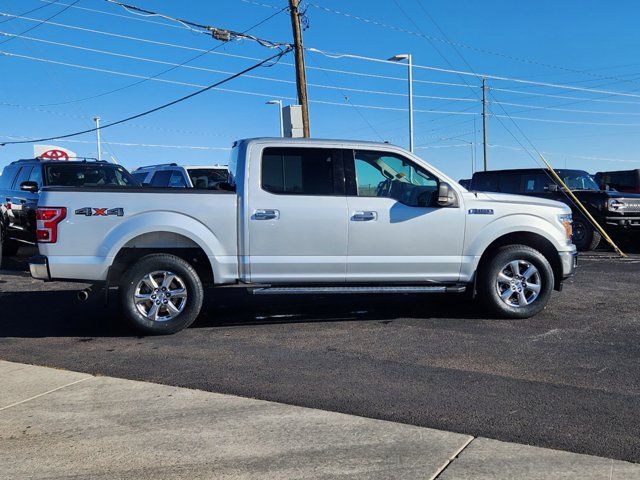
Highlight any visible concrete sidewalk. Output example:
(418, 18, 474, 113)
(0, 360, 638, 479)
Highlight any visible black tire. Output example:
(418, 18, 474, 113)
(478, 244, 554, 319)
(0, 227, 19, 268)
(119, 253, 204, 335)
(571, 216, 601, 251)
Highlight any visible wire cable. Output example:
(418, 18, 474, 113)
(0, 48, 291, 146)
(0, 0, 79, 45)
(0, 0, 60, 24)
(3, 5, 289, 106)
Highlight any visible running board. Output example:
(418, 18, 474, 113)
(251, 285, 466, 295)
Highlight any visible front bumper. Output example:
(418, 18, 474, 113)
(604, 216, 640, 228)
(559, 248, 578, 279)
(29, 255, 50, 280)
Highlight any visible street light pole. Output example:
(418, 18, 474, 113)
(266, 100, 284, 137)
(93, 116, 102, 161)
(389, 54, 414, 152)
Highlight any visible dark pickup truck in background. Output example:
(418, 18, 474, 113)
(470, 168, 640, 251)
(0, 158, 138, 265)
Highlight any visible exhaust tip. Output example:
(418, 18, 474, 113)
(77, 288, 91, 301)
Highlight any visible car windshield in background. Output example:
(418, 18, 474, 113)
(188, 168, 228, 189)
(44, 164, 139, 187)
(557, 170, 599, 191)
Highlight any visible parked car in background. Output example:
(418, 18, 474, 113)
(470, 168, 640, 251)
(0, 158, 138, 264)
(595, 169, 640, 194)
(29, 138, 576, 334)
(458, 178, 471, 189)
(132, 163, 229, 189)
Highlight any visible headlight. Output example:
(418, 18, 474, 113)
(607, 199, 625, 211)
(558, 213, 572, 241)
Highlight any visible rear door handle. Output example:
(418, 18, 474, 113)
(253, 209, 279, 220)
(352, 211, 377, 221)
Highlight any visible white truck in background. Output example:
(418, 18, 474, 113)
(29, 138, 577, 334)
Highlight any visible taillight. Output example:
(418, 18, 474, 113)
(36, 207, 66, 243)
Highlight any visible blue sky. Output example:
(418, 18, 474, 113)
(0, 0, 639, 181)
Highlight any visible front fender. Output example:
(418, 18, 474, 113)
(461, 213, 567, 281)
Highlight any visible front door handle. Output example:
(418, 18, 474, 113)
(253, 209, 279, 220)
(352, 211, 377, 221)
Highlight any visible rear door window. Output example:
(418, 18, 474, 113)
(13, 166, 33, 189)
(150, 170, 172, 187)
(168, 170, 188, 188)
(28, 166, 42, 188)
(261, 147, 338, 195)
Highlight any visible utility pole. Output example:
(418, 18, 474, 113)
(93, 116, 102, 161)
(481, 78, 488, 171)
(288, 0, 310, 137)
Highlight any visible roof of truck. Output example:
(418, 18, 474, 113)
(238, 137, 398, 148)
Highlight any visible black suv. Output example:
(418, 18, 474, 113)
(470, 168, 640, 251)
(0, 159, 138, 264)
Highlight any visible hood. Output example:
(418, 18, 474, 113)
(473, 192, 569, 211)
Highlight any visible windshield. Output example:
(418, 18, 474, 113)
(557, 170, 599, 191)
(188, 168, 228, 189)
(44, 163, 139, 187)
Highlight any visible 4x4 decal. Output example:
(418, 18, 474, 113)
(74, 207, 124, 217)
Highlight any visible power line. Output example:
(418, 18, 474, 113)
(490, 101, 640, 116)
(489, 86, 640, 106)
(0, 0, 61, 24)
(0, 32, 479, 104)
(0, 6, 289, 106)
(0, 48, 291, 146)
(0, 135, 232, 150)
(0, 0, 79, 45)
(0, 51, 484, 116)
(13, 10, 640, 100)
(307, 47, 640, 99)
(306, 2, 640, 86)
(105, 0, 289, 49)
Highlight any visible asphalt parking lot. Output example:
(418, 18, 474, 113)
(1, 247, 639, 463)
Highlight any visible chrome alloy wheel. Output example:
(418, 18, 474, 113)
(495, 260, 541, 308)
(134, 270, 187, 321)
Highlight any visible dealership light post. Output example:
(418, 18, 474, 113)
(389, 53, 414, 153)
(93, 116, 102, 161)
(266, 100, 284, 137)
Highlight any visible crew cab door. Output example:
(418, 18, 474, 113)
(246, 146, 347, 283)
(344, 149, 465, 283)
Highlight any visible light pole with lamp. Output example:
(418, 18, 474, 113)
(388, 54, 414, 153)
(266, 100, 284, 137)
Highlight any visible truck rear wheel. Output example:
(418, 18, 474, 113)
(119, 254, 204, 335)
(572, 217, 601, 251)
(478, 245, 554, 319)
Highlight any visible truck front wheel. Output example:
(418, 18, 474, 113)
(119, 254, 204, 335)
(478, 245, 554, 319)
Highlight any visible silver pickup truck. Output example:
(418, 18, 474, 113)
(29, 138, 577, 334)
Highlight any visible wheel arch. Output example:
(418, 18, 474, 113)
(476, 231, 563, 291)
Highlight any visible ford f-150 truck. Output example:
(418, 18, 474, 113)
(29, 138, 577, 334)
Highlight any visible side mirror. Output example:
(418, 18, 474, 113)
(436, 182, 458, 207)
(20, 181, 39, 193)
